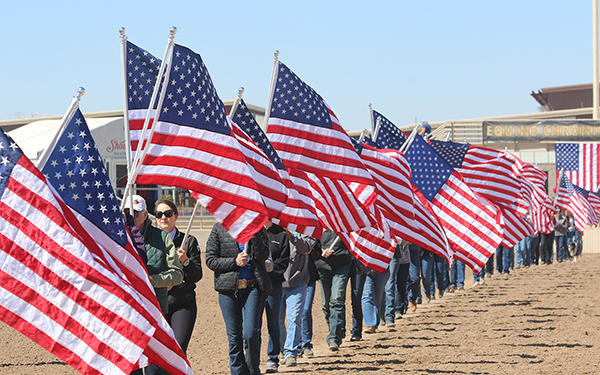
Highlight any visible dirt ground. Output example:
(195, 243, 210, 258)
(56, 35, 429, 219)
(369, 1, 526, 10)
(1, 253, 599, 375)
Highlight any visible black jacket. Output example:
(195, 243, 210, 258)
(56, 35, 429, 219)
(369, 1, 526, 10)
(205, 223, 272, 299)
(315, 230, 352, 271)
(266, 224, 290, 285)
(168, 228, 203, 307)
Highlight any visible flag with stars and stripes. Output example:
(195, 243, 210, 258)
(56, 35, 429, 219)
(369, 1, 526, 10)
(405, 135, 503, 272)
(556, 173, 595, 231)
(519, 162, 556, 235)
(348, 139, 453, 269)
(129, 43, 270, 244)
(0, 125, 179, 374)
(266, 61, 377, 203)
(124, 40, 162, 159)
(429, 140, 532, 248)
(231, 98, 322, 237)
(38, 108, 192, 375)
(556, 142, 600, 192)
(371, 109, 407, 150)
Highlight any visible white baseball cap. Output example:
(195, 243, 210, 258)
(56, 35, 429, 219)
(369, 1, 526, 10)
(123, 194, 147, 212)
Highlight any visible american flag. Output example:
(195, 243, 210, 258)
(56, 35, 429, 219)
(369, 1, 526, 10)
(556, 142, 600, 192)
(0, 126, 168, 374)
(266, 61, 376, 196)
(125, 42, 271, 244)
(556, 173, 594, 231)
(37, 109, 192, 374)
(124, 40, 162, 158)
(520, 162, 556, 235)
(405, 136, 502, 272)
(352, 139, 452, 265)
(371, 109, 407, 150)
(573, 185, 600, 226)
(338, 227, 397, 274)
(230, 98, 322, 237)
(429, 140, 532, 248)
(368, 116, 455, 264)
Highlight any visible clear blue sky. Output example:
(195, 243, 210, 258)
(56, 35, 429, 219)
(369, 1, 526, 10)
(1, 1, 593, 131)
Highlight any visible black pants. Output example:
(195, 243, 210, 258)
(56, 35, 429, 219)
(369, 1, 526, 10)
(539, 233, 555, 265)
(529, 235, 541, 265)
(167, 299, 198, 355)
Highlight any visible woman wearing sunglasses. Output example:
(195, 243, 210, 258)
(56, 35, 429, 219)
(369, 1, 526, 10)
(154, 199, 203, 356)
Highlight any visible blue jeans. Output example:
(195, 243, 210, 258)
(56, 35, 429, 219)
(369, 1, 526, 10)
(555, 235, 567, 262)
(279, 283, 307, 359)
(301, 281, 316, 349)
(318, 264, 350, 345)
(473, 267, 485, 283)
(407, 249, 421, 303)
(496, 245, 511, 274)
(362, 269, 390, 328)
(450, 260, 465, 288)
(265, 283, 283, 366)
(421, 251, 434, 297)
(433, 253, 446, 291)
(515, 238, 526, 267)
(349, 263, 366, 338)
(218, 286, 264, 375)
(384, 258, 400, 320)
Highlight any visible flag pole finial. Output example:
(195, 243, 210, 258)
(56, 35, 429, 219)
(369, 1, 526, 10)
(119, 27, 126, 37)
(368, 103, 372, 109)
(75, 87, 86, 101)
(274, 50, 280, 61)
(238, 87, 245, 99)
(169, 26, 178, 38)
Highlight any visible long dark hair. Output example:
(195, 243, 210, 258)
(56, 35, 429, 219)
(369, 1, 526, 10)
(154, 199, 178, 216)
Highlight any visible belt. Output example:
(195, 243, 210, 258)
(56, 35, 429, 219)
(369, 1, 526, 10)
(237, 279, 258, 289)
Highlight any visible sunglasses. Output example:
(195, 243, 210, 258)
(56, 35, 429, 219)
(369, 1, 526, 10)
(155, 209, 175, 219)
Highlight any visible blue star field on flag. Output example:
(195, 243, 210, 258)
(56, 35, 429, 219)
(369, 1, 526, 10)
(0, 130, 24, 195)
(158, 44, 230, 135)
(126, 41, 163, 111)
(40, 109, 127, 246)
(270, 62, 332, 129)
(405, 135, 454, 201)
(555, 143, 579, 171)
(429, 140, 470, 169)
(372, 109, 406, 150)
(233, 98, 285, 170)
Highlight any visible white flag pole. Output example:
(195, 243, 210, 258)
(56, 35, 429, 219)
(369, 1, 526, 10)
(372, 116, 382, 143)
(399, 124, 421, 154)
(180, 200, 201, 252)
(36, 87, 85, 168)
(368, 103, 375, 136)
(119, 27, 136, 213)
(121, 27, 177, 210)
(229, 87, 244, 118)
(263, 51, 280, 132)
(445, 131, 451, 142)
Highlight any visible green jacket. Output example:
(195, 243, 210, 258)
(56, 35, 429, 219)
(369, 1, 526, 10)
(141, 218, 184, 314)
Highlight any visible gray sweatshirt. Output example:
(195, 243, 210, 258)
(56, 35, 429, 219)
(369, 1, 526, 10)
(282, 234, 317, 289)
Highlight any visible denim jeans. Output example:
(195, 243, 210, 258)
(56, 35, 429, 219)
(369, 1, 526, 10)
(301, 281, 316, 349)
(485, 254, 495, 276)
(362, 269, 390, 328)
(265, 283, 283, 366)
(318, 264, 350, 345)
(384, 258, 400, 320)
(555, 235, 567, 262)
(515, 238, 526, 267)
(522, 236, 532, 266)
(450, 259, 465, 288)
(421, 251, 434, 297)
(407, 249, 421, 303)
(433, 253, 446, 291)
(473, 267, 485, 283)
(349, 264, 366, 338)
(496, 245, 511, 274)
(279, 283, 307, 359)
(218, 286, 264, 375)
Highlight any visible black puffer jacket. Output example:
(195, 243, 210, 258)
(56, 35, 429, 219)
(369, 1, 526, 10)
(205, 223, 272, 299)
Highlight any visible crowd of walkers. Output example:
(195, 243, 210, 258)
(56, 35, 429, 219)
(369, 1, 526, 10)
(123, 195, 585, 375)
